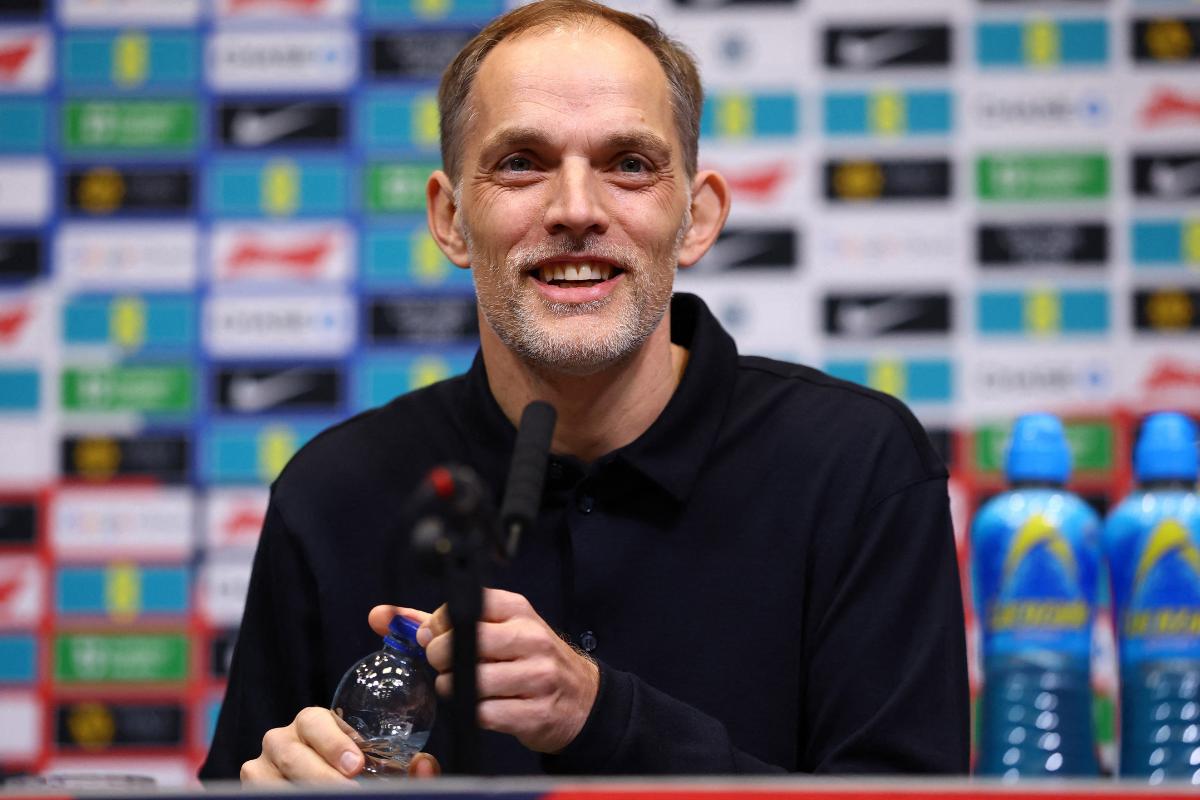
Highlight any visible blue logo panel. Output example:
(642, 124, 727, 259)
(355, 350, 474, 410)
(824, 90, 952, 136)
(978, 290, 1109, 336)
(977, 19, 1108, 67)
(363, 226, 472, 290)
(365, 0, 505, 23)
(0, 368, 39, 411)
(823, 358, 953, 404)
(208, 158, 351, 218)
(0, 634, 37, 683)
(360, 90, 441, 154)
(62, 32, 200, 89)
(701, 92, 799, 139)
(56, 565, 190, 616)
(201, 420, 330, 485)
(62, 294, 196, 351)
(0, 99, 46, 151)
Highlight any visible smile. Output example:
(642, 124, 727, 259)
(534, 262, 622, 288)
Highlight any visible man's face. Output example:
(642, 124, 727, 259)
(453, 22, 693, 375)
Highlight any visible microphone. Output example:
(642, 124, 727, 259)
(499, 401, 557, 560)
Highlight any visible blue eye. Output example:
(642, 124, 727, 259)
(619, 158, 645, 173)
(504, 156, 533, 172)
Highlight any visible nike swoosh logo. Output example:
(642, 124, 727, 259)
(231, 104, 318, 147)
(0, 38, 35, 80)
(835, 297, 926, 337)
(1149, 159, 1200, 197)
(701, 233, 781, 271)
(836, 29, 923, 69)
(228, 368, 316, 412)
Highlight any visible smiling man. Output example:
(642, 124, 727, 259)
(201, 0, 968, 782)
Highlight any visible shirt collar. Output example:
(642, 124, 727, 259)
(461, 292, 739, 505)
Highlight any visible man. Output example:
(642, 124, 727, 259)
(201, 0, 969, 782)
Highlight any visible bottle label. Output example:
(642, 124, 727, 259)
(1118, 517, 1200, 658)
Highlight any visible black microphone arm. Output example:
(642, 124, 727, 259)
(498, 400, 557, 560)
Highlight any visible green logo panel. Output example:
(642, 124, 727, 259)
(54, 633, 189, 683)
(973, 420, 1114, 474)
(367, 162, 439, 213)
(977, 154, 1108, 201)
(62, 365, 193, 413)
(64, 100, 197, 152)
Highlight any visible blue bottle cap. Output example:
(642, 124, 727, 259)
(1134, 411, 1199, 482)
(1005, 413, 1071, 484)
(384, 615, 423, 654)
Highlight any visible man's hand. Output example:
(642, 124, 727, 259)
(241, 695, 440, 782)
(370, 589, 600, 754)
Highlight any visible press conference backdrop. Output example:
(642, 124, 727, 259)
(0, 0, 1198, 783)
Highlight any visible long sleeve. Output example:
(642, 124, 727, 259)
(545, 477, 969, 775)
(199, 496, 326, 780)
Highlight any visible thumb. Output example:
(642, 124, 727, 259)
(368, 604, 431, 637)
(408, 752, 441, 779)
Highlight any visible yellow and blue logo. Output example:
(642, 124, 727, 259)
(62, 294, 195, 352)
(978, 288, 1109, 336)
(977, 18, 1108, 68)
(210, 158, 349, 218)
(824, 357, 953, 404)
(1133, 218, 1200, 269)
(55, 564, 189, 621)
(63, 31, 198, 90)
(824, 89, 952, 136)
(363, 228, 470, 289)
(701, 92, 798, 140)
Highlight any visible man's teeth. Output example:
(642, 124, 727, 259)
(538, 263, 614, 282)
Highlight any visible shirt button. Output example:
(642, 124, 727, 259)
(579, 631, 598, 653)
(577, 493, 593, 513)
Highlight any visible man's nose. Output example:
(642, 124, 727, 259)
(543, 160, 610, 237)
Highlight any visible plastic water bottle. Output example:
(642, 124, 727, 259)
(972, 413, 1103, 778)
(330, 615, 436, 777)
(1104, 411, 1200, 783)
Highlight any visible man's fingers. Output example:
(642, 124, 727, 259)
(435, 659, 554, 700)
(368, 604, 430, 638)
(290, 707, 363, 780)
(408, 752, 441, 778)
(240, 757, 287, 784)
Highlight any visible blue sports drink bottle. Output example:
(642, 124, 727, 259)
(1104, 411, 1200, 782)
(972, 413, 1102, 778)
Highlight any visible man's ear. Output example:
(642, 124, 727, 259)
(677, 169, 731, 268)
(426, 170, 471, 268)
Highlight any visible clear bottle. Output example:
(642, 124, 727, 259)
(1103, 411, 1200, 783)
(330, 615, 436, 777)
(972, 413, 1103, 778)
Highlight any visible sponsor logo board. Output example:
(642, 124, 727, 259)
(368, 295, 478, 343)
(0, 159, 51, 224)
(0, 1, 44, 16)
(1127, 351, 1200, 407)
(359, 89, 440, 152)
(366, 162, 437, 213)
(823, 292, 952, 338)
(1131, 218, 1200, 268)
(354, 351, 474, 409)
(1134, 287, 1200, 332)
(669, 282, 808, 364)
(56, 224, 198, 288)
(201, 420, 325, 484)
(369, 29, 473, 80)
(207, 30, 357, 91)
(812, 216, 963, 274)
(0, 28, 51, 91)
(0, 693, 39, 759)
(54, 632, 189, 683)
(55, 701, 184, 749)
(824, 157, 951, 202)
(62, 294, 196, 352)
(56, 563, 189, 619)
(823, 356, 954, 404)
(0, 367, 38, 411)
(363, 0, 505, 24)
(211, 222, 352, 282)
(0, 499, 36, 545)
(1132, 18, 1200, 64)
(0, 98, 46, 150)
(199, 556, 251, 626)
(209, 158, 349, 217)
(824, 89, 952, 136)
(976, 153, 1108, 201)
(216, 100, 344, 149)
(972, 86, 1108, 134)
(700, 150, 801, 213)
(61, 364, 193, 414)
(977, 288, 1109, 336)
(701, 92, 798, 139)
(0, 234, 42, 281)
(974, 419, 1113, 474)
(0, 555, 42, 627)
(60, 0, 201, 25)
(0, 291, 47, 358)
(64, 99, 196, 152)
(215, 365, 341, 414)
(693, 227, 797, 272)
(362, 227, 468, 289)
(62, 31, 199, 89)
(1139, 86, 1200, 129)
(963, 348, 1113, 415)
(216, 0, 355, 17)
(66, 166, 193, 216)
(977, 222, 1108, 267)
(823, 24, 951, 70)
(976, 19, 1108, 68)
(0, 635, 36, 682)
(1132, 153, 1200, 200)
(204, 294, 355, 356)
(60, 433, 189, 483)
(51, 487, 193, 558)
(204, 487, 268, 549)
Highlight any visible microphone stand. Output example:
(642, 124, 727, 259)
(409, 401, 557, 775)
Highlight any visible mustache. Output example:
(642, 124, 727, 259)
(506, 236, 643, 272)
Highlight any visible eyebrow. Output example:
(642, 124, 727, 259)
(478, 126, 673, 163)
